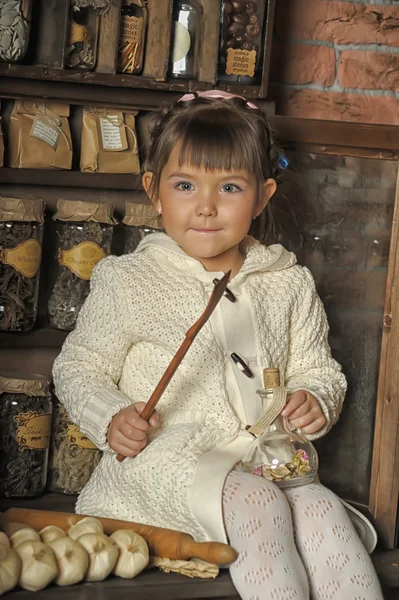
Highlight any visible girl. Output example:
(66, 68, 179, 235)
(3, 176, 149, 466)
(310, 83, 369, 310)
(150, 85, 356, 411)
(53, 91, 383, 599)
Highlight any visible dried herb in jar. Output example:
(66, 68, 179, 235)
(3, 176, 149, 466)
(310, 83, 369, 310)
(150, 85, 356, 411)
(123, 201, 163, 254)
(0, 0, 32, 64)
(47, 400, 101, 494)
(48, 199, 116, 331)
(118, 0, 147, 75)
(0, 373, 53, 498)
(0, 197, 45, 332)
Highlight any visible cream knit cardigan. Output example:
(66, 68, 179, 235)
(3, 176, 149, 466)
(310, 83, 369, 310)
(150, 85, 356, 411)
(53, 233, 346, 542)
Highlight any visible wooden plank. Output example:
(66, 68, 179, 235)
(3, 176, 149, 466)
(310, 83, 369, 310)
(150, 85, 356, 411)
(0, 168, 141, 190)
(96, 0, 122, 74)
(142, 0, 173, 81)
(32, 0, 70, 68)
(260, 0, 276, 98)
(369, 166, 399, 548)
(197, 0, 220, 84)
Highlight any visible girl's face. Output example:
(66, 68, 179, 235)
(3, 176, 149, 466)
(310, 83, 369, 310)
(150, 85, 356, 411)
(143, 143, 276, 275)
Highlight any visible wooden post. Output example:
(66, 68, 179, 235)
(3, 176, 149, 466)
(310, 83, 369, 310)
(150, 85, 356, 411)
(260, 0, 276, 99)
(96, 0, 123, 74)
(142, 0, 173, 81)
(369, 166, 399, 548)
(197, 1, 220, 85)
(32, 0, 71, 68)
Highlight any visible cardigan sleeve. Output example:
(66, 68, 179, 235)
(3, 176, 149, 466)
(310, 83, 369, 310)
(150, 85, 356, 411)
(52, 256, 135, 451)
(284, 266, 347, 440)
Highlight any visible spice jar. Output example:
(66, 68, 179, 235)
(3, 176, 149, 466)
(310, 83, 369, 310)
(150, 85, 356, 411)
(65, 1, 100, 71)
(48, 199, 116, 331)
(123, 201, 163, 254)
(0, 0, 32, 63)
(118, 0, 147, 75)
(169, 1, 200, 79)
(0, 197, 45, 332)
(0, 373, 53, 498)
(219, 0, 266, 84)
(47, 399, 101, 495)
(238, 368, 319, 488)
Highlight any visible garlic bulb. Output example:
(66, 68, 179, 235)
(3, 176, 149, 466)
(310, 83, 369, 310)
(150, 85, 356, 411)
(16, 540, 58, 592)
(77, 533, 119, 582)
(0, 543, 21, 595)
(48, 536, 89, 587)
(110, 530, 149, 579)
(0, 533, 10, 548)
(10, 527, 41, 548)
(68, 517, 103, 541)
(40, 526, 67, 544)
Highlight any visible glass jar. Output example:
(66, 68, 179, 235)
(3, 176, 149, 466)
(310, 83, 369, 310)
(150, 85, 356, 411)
(169, 1, 200, 79)
(47, 200, 116, 331)
(239, 369, 319, 488)
(123, 201, 163, 254)
(118, 0, 147, 75)
(47, 400, 101, 494)
(65, 3, 100, 71)
(0, 197, 45, 332)
(0, 0, 32, 63)
(218, 0, 266, 84)
(0, 373, 53, 498)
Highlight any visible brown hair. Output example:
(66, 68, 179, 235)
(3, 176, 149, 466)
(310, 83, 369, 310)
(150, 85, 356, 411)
(144, 94, 282, 242)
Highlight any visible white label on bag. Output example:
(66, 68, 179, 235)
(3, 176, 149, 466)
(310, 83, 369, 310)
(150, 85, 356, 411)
(30, 115, 60, 150)
(99, 116, 124, 150)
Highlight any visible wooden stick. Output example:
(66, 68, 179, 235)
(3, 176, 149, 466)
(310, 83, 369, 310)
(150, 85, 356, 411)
(0, 508, 237, 566)
(116, 271, 231, 461)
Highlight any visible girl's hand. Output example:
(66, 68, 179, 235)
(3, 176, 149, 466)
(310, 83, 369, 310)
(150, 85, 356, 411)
(281, 390, 326, 434)
(107, 402, 159, 457)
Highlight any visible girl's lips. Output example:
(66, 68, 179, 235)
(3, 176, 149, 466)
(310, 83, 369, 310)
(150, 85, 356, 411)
(191, 228, 222, 233)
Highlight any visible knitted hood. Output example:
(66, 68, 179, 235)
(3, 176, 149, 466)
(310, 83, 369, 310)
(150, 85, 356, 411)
(135, 232, 297, 283)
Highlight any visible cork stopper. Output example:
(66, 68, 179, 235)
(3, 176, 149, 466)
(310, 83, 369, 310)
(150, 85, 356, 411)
(263, 368, 280, 389)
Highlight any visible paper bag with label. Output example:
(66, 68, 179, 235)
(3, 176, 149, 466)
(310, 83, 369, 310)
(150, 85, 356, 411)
(80, 107, 140, 174)
(8, 101, 72, 170)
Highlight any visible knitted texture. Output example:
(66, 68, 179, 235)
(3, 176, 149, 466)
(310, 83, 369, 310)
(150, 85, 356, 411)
(53, 234, 346, 542)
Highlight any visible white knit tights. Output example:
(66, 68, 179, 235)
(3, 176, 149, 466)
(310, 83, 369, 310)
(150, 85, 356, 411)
(222, 471, 383, 600)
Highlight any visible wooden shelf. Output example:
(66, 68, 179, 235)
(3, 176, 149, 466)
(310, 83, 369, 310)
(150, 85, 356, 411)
(0, 327, 67, 349)
(0, 168, 142, 190)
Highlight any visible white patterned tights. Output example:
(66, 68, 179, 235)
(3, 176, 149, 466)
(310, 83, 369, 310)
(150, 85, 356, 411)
(222, 471, 383, 600)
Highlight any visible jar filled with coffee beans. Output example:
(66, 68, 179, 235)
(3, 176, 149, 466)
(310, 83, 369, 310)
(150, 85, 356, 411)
(0, 0, 32, 63)
(219, 0, 266, 84)
(0, 373, 53, 498)
(0, 196, 45, 332)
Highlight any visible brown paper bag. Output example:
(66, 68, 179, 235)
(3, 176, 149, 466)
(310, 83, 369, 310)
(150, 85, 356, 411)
(8, 101, 72, 170)
(80, 107, 140, 174)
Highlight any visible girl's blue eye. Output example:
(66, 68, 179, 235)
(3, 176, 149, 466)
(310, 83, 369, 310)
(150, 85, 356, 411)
(221, 183, 241, 193)
(176, 181, 194, 191)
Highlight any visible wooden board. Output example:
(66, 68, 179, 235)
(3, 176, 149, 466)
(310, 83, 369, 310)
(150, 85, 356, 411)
(260, 0, 277, 98)
(142, 0, 173, 81)
(96, 0, 122, 74)
(369, 167, 399, 548)
(32, 0, 70, 68)
(197, 1, 220, 84)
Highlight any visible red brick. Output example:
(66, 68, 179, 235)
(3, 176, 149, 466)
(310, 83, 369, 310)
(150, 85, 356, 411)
(275, 0, 399, 47)
(272, 87, 399, 125)
(271, 43, 335, 86)
(338, 50, 399, 91)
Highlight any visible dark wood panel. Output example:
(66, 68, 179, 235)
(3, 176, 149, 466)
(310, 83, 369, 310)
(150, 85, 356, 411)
(197, 1, 220, 85)
(0, 328, 67, 349)
(97, 1, 122, 75)
(32, 0, 70, 68)
(260, 0, 276, 98)
(0, 168, 141, 190)
(142, 0, 173, 81)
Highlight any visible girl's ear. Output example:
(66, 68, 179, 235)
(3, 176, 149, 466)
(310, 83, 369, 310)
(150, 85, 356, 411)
(142, 171, 160, 210)
(254, 178, 277, 218)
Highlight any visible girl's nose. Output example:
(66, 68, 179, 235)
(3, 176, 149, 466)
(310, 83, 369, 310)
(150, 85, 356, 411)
(196, 193, 217, 217)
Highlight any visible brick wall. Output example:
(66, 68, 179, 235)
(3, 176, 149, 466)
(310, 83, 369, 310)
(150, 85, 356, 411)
(270, 0, 399, 125)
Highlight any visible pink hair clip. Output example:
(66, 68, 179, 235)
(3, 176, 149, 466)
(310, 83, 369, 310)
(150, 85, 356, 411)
(178, 89, 258, 110)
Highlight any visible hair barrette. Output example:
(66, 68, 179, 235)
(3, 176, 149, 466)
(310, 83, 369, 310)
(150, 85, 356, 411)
(178, 89, 258, 110)
(278, 154, 289, 169)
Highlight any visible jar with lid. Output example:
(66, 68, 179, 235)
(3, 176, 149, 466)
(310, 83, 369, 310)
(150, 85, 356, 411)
(118, 0, 147, 75)
(65, 0, 103, 71)
(169, 1, 201, 79)
(123, 201, 163, 254)
(47, 399, 101, 494)
(0, 0, 32, 64)
(218, 0, 267, 84)
(0, 196, 45, 332)
(238, 368, 319, 488)
(47, 199, 116, 331)
(0, 373, 53, 498)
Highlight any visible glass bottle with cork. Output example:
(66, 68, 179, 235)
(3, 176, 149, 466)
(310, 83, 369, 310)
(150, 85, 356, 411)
(169, 1, 201, 79)
(239, 367, 319, 488)
(118, 0, 148, 75)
